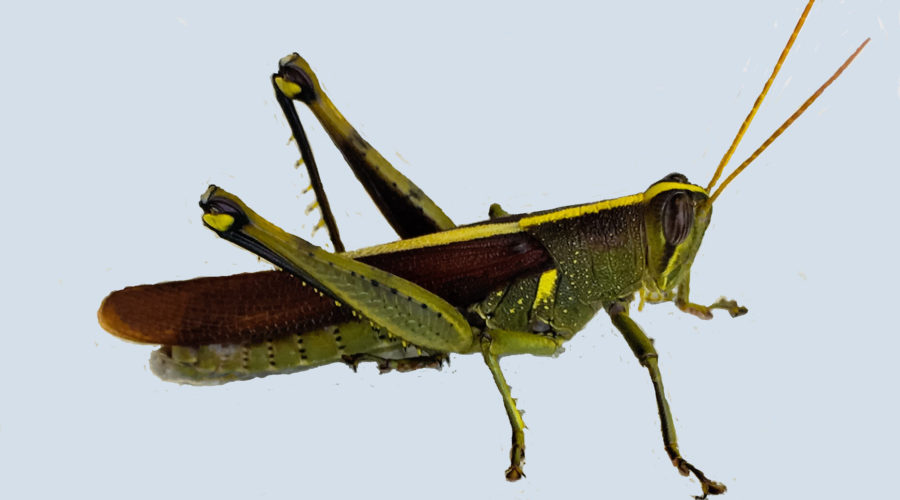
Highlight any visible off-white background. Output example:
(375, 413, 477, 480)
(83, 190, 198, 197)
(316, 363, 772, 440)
(2, 1, 898, 499)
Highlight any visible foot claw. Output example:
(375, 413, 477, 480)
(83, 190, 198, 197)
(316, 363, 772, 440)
(504, 465, 525, 481)
(699, 479, 727, 498)
(673, 458, 727, 498)
(710, 298, 748, 318)
(341, 354, 361, 372)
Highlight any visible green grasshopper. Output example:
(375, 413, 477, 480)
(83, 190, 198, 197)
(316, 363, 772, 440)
(98, 1, 867, 496)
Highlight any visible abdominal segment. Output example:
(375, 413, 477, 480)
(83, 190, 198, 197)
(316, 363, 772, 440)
(150, 320, 412, 385)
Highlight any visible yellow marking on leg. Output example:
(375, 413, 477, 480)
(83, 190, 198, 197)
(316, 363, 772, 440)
(202, 213, 235, 232)
(519, 194, 644, 228)
(312, 218, 326, 235)
(273, 76, 302, 98)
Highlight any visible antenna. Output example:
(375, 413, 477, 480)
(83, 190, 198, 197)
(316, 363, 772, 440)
(709, 38, 870, 204)
(707, 0, 815, 193)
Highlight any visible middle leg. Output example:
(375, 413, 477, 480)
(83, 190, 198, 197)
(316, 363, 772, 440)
(479, 328, 561, 480)
(676, 274, 748, 320)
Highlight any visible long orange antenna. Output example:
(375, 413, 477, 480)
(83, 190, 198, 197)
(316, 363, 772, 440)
(709, 38, 870, 204)
(706, 0, 815, 192)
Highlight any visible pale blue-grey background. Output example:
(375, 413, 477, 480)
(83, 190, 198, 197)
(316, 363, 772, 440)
(2, 1, 898, 499)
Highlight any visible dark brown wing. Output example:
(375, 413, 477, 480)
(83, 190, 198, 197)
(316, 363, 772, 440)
(99, 232, 551, 346)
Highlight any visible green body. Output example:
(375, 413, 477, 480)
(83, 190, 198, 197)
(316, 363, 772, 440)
(154, 180, 716, 384)
(105, 16, 863, 492)
(140, 53, 739, 496)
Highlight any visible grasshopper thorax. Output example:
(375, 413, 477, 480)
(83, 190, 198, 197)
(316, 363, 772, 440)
(641, 173, 711, 298)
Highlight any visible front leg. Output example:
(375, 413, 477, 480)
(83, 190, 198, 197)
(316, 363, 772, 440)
(676, 274, 747, 320)
(607, 300, 726, 498)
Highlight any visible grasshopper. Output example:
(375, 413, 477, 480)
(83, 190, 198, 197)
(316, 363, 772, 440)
(98, 1, 867, 496)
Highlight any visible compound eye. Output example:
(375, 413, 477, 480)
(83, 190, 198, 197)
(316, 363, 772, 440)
(661, 191, 693, 246)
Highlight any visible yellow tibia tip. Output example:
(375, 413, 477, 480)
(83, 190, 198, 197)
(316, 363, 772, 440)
(274, 77, 303, 98)
(202, 213, 235, 232)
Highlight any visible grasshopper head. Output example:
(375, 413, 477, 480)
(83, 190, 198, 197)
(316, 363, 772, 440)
(642, 173, 711, 297)
(273, 53, 320, 103)
(638, 29, 870, 302)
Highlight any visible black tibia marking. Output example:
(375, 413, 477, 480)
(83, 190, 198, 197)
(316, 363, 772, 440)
(335, 130, 445, 238)
(273, 79, 344, 252)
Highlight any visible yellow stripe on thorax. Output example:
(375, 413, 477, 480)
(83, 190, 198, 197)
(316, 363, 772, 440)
(343, 221, 521, 258)
(518, 194, 644, 228)
(518, 182, 706, 229)
(343, 182, 707, 258)
(531, 269, 558, 311)
(643, 182, 708, 202)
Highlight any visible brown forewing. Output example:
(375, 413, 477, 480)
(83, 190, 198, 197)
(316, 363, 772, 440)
(99, 232, 551, 345)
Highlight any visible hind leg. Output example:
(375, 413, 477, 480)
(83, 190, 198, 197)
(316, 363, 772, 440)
(274, 54, 457, 251)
